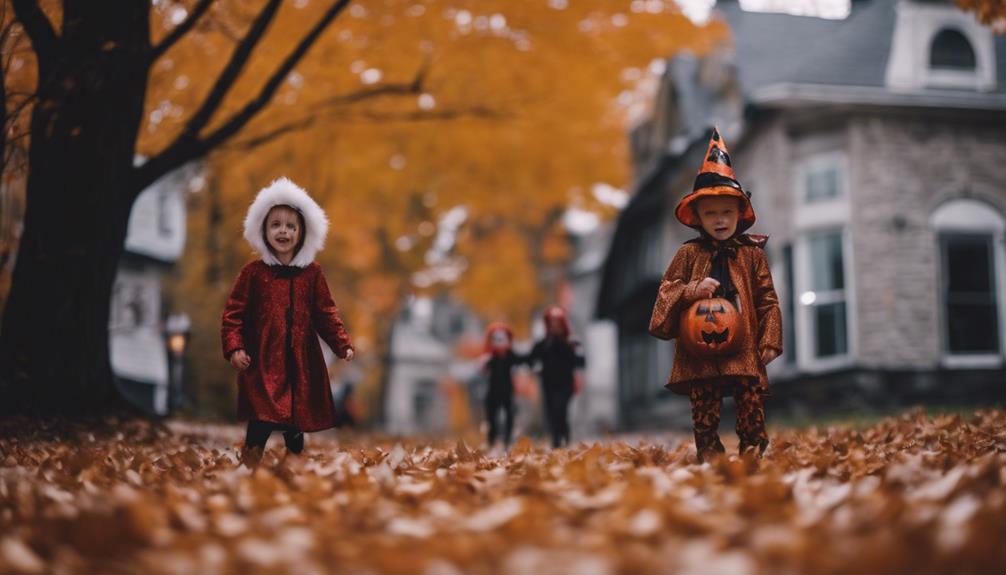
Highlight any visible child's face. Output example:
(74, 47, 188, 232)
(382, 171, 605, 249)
(695, 196, 740, 241)
(265, 206, 302, 260)
(545, 316, 564, 336)
(490, 329, 510, 350)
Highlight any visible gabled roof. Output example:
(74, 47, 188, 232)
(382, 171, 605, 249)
(717, 0, 1006, 98)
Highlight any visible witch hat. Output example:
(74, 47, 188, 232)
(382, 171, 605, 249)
(674, 127, 756, 234)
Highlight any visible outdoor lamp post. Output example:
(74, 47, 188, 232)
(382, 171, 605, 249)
(165, 312, 191, 413)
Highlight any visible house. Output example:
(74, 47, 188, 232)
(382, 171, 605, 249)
(597, 0, 1006, 427)
(110, 163, 200, 415)
(384, 295, 484, 435)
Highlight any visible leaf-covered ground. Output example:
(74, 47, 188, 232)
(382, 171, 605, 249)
(1, 409, 1004, 574)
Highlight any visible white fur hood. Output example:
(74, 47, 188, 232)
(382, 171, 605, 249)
(243, 177, 329, 268)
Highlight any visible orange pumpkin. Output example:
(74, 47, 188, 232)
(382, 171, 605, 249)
(679, 297, 746, 358)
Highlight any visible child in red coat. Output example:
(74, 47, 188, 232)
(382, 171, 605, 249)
(221, 177, 354, 466)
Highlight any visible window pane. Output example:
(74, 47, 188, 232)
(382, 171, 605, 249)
(805, 166, 839, 203)
(814, 301, 847, 358)
(809, 232, 844, 291)
(945, 238, 992, 293)
(946, 302, 999, 353)
(930, 28, 976, 70)
(942, 234, 1000, 354)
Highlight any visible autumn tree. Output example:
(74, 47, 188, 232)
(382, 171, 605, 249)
(0, 0, 385, 415)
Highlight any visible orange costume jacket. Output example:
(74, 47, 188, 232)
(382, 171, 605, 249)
(649, 234, 783, 395)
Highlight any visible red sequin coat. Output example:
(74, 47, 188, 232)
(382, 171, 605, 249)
(221, 260, 353, 431)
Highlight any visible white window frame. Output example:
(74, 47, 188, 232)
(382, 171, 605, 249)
(791, 150, 855, 372)
(793, 151, 851, 227)
(930, 199, 1006, 369)
(793, 227, 856, 372)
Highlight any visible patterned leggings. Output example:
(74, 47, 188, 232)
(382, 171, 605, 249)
(689, 378, 768, 462)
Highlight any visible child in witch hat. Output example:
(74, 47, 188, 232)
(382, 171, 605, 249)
(648, 128, 782, 463)
(480, 322, 521, 449)
(221, 177, 354, 466)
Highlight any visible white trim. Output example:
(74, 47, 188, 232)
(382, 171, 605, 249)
(930, 198, 1005, 232)
(931, 199, 1006, 365)
(941, 355, 1004, 369)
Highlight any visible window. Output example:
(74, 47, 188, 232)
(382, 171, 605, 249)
(930, 28, 976, 71)
(931, 199, 1005, 364)
(804, 231, 848, 359)
(792, 148, 852, 370)
(795, 152, 847, 221)
(805, 163, 840, 203)
(940, 234, 998, 353)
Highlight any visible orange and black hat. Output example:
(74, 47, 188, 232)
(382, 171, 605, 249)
(674, 128, 756, 234)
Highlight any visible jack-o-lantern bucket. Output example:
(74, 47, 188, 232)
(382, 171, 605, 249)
(679, 297, 746, 358)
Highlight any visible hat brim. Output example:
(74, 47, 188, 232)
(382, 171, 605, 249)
(674, 187, 756, 233)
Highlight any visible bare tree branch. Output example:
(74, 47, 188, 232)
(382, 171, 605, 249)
(132, 0, 351, 194)
(197, 0, 351, 150)
(178, 0, 282, 142)
(150, 0, 215, 61)
(350, 106, 510, 123)
(222, 116, 315, 151)
(10, 0, 57, 64)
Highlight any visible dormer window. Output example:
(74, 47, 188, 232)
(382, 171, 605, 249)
(929, 28, 976, 71)
(885, 2, 996, 92)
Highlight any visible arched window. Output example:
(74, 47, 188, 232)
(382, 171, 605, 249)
(929, 28, 976, 70)
(931, 199, 1005, 362)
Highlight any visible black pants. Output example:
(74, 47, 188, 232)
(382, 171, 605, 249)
(543, 391, 572, 448)
(485, 393, 514, 447)
(244, 420, 304, 454)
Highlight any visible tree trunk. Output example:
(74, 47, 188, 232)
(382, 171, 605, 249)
(0, 3, 150, 415)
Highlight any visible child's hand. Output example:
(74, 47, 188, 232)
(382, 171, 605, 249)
(344, 349, 355, 361)
(760, 348, 779, 365)
(230, 349, 251, 371)
(696, 277, 720, 299)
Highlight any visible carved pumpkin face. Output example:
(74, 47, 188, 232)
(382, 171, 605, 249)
(680, 297, 746, 358)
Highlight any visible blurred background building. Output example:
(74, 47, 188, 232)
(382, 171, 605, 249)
(110, 164, 199, 415)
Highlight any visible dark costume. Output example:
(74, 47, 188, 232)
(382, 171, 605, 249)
(482, 323, 519, 448)
(528, 306, 585, 448)
(648, 129, 782, 462)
